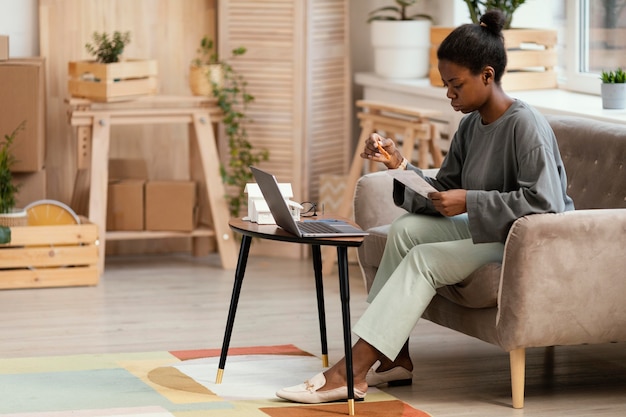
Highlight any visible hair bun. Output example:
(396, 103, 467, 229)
(479, 9, 506, 35)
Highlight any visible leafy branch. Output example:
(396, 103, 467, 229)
(210, 46, 269, 217)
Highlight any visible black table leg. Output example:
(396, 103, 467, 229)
(336, 245, 355, 415)
(216, 234, 252, 383)
(311, 244, 329, 367)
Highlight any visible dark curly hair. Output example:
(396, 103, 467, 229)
(437, 10, 507, 83)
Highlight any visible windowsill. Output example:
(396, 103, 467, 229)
(355, 73, 626, 126)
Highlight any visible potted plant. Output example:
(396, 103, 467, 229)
(368, 0, 432, 79)
(600, 68, 626, 109)
(189, 36, 224, 96)
(0, 121, 27, 228)
(68, 30, 158, 101)
(192, 36, 269, 216)
(462, 0, 527, 30)
(84, 31, 130, 63)
(429, 0, 558, 91)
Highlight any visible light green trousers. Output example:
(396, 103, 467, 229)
(352, 212, 504, 360)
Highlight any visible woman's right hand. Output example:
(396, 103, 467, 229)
(360, 133, 404, 169)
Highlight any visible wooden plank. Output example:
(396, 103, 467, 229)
(508, 49, 558, 69)
(68, 77, 158, 102)
(2, 223, 98, 246)
(0, 245, 98, 269)
(502, 70, 558, 91)
(0, 266, 99, 290)
(356, 100, 442, 119)
(504, 29, 558, 48)
(68, 59, 158, 81)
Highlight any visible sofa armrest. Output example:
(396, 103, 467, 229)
(353, 171, 403, 231)
(353, 169, 439, 231)
(496, 209, 626, 351)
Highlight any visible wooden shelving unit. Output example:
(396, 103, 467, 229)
(68, 95, 237, 273)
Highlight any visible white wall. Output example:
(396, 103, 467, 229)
(0, 0, 39, 57)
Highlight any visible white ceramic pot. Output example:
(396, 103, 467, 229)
(370, 19, 432, 79)
(601, 83, 626, 109)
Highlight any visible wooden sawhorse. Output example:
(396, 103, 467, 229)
(68, 95, 238, 273)
(323, 100, 444, 274)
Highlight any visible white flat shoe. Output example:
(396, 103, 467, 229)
(276, 372, 367, 404)
(366, 361, 413, 387)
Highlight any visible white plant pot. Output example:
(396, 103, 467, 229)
(370, 20, 432, 79)
(601, 83, 626, 109)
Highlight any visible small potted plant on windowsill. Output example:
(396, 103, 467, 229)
(0, 121, 27, 229)
(368, 0, 432, 79)
(68, 30, 158, 101)
(600, 68, 626, 109)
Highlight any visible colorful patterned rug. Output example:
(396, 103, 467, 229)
(0, 344, 431, 417)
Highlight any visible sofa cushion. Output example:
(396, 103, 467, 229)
(361, 225, 501, 309)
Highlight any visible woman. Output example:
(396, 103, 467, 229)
(276, 10, 574, 404)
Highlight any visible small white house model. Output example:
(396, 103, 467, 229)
(244, 183, 302, 224)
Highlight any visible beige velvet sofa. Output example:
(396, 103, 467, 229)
(353, 115, 626, 408)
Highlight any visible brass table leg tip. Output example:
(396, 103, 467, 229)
(215, 368, 224, 384)
(322, 354, 329, 368)
(348, 398, 355, 415)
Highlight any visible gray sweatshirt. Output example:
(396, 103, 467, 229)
(393, 100, 575, 244)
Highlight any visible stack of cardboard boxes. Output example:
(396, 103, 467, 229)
(107, 159, 197, 232)
(0, 36, 47, 208)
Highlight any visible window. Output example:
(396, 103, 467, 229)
(563, 0, 626, 95)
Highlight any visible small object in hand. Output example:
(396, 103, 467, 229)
(376, 140, 391, 160)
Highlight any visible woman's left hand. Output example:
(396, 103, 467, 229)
(428, 189, 467, 216)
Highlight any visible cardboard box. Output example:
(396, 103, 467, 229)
(0, 58, 46, 172)
(145, 181, 197, 232)
(12, 169, 47, 208)
(0, 35, 8, 60)
(109, 158, 149, 180)
(107, 179, 145, 231)
(106, 159, 148, 231)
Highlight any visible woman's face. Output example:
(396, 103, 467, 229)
(438, 59, 490, 114)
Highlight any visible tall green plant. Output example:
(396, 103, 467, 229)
(463, 0, 526, 29)
(209, 44, 269, 217)
(0, 121, 25, 214)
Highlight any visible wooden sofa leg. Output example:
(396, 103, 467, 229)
(510, 348, 526, 409)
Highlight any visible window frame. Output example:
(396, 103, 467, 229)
(562, 0, 603, 95)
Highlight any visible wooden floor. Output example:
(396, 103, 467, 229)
(1, 253, 625, 416)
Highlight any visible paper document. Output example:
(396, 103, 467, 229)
(387, 169, 438, 199)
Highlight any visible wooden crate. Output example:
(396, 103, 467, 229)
(0, 222, 99, 289)
(68, 59, 158, 102)
(429, 27, 558, 91)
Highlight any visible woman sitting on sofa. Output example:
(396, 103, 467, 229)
(276, 9, 574, 404)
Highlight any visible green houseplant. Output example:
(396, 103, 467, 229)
(189, 36, 224, 96)
(85, 31, 131, 63)
(367, 0, 431, 21)
(462, 0, 527, 29)
(0, 121, 27, 228)
(192, 36, 269, 216)
(367, 0, 433, 79)
(600, 68, 626, 109)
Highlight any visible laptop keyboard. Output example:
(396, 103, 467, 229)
(297, 221, 340, 234)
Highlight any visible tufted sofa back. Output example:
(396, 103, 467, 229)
(546, 115, 626, 210)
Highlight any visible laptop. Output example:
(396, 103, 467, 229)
(250, 166, 369, 238)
